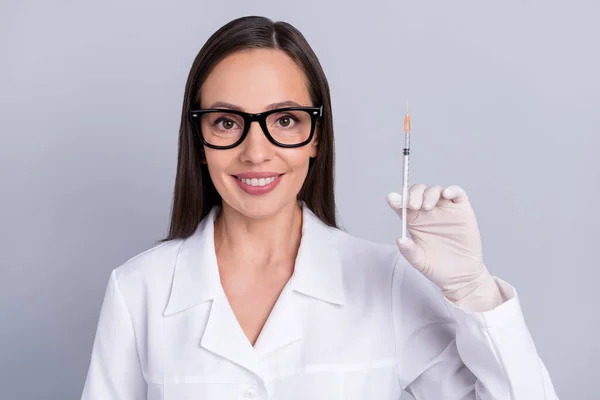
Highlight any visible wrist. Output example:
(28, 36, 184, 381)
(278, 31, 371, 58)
(443, 271, 504, 312)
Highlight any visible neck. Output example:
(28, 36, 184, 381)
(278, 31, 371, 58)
(213, 200, 303, 274)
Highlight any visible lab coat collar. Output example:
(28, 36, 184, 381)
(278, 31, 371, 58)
(163, 207, 220, 316)
(162, 202, 344, 378)
(291, 203, 345, 306)
(164, 201, 345, 317)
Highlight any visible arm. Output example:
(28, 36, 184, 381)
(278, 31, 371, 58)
(81, 270, 147, 400)
(392, 256, 558, 399)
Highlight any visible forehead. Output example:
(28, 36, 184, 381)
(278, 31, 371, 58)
(200, 48, 312, 111)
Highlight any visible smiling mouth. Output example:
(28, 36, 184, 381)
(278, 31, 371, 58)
(233, 174, 283, 187)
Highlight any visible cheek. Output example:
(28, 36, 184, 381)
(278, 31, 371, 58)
(283, 150, 312, 181)
(204, 150, 234, 183)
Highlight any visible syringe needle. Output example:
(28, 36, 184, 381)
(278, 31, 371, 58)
(401, 104, 411, 239)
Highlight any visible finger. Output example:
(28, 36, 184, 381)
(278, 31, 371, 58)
(396, 237, 428, 274)
(442, 185, 468, 204)
(408, 183, 427, 210)
(386, 184, 428, 212)
(422, 185, 443, 211)
(385, 192, 418, 222)
(386, 192, 404, 210)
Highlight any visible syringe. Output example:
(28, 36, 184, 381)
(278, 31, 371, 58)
(401, 105, 411, 239)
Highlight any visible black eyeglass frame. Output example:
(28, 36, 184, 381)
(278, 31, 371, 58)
(188, 105, 323, 150)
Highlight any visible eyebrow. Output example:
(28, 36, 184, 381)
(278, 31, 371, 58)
(206, 100, 305, 112)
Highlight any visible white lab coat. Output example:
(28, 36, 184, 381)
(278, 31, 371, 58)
(81, 203, 558, 399)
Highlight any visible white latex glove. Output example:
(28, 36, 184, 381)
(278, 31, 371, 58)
(387, 184, 503, 309)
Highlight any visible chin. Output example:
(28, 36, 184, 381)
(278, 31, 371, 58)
(221, 192, 299, 221)
(231, 197, 292, 220)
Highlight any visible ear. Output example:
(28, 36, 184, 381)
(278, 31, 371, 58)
(309, 129, 319, 158)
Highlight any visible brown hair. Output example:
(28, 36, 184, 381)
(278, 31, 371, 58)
(162, 16, 337, 241)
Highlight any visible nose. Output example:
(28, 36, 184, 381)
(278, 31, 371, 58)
(239, 121, 274, 164)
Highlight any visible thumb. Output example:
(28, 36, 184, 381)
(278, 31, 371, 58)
(396, 237, 428, 274)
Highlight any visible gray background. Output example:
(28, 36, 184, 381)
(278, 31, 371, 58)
(1, 0, 598, 399)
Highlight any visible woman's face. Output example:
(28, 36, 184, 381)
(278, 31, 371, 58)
(200, 48, 318, 219)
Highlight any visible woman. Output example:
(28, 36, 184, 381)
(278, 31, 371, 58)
(81, 16, 558, 399)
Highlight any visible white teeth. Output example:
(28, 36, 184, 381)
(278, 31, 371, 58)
(237, 175, 278, 187)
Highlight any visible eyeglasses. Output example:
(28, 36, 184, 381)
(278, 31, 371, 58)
(189, 105, 323, 149)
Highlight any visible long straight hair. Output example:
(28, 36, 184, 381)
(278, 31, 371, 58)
(162, 16, 337, 241)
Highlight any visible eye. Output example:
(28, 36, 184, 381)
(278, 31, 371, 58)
(276, 114, 298, 127)
(214, 117, 237, 130)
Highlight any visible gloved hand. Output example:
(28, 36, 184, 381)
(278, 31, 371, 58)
(387, 184, 503, 310)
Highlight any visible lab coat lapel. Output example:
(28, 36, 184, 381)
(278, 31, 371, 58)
(200, 290, 262, 376)
(163, 206, 261, 377)
(252, 279, 302, 357)
(254, 204, 345, 356)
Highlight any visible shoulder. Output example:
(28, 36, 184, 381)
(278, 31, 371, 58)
(338, 232, 400, 268)
(330, 227, 402, 295)
(109, 238, 185, 299)
(329, 228, 445, 312)
(335, 229, 400, 270)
